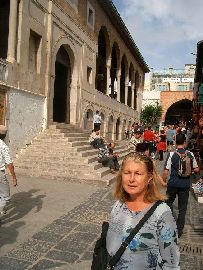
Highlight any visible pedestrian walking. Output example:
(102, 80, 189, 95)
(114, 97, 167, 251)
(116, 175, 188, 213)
(162, 133, 199, 238)
(157, 130, 167, 161)
(93, 110, 102, 131)
(0, 125, 17, 217)
(166, 125, 176, 151)
(143, 126, 156, 158)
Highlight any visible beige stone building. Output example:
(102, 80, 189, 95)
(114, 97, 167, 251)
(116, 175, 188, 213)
(0, 0, 149, 155)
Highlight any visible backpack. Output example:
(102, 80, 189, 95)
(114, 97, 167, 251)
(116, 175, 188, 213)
(175, 151, 192, 178)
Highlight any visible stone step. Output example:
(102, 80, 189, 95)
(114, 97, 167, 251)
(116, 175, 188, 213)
(66, 137, 89, 142)
(16, 151, 83, 160)
(15, 171, 112, 187)
(71, 141, 89, 147)
(15, 167, 99, 179)
(63, 132, 90, 137)
(15, 124, 128, 185)
(15, 161, 91, 170)
(15, 155, 88, 165)
(32, 138, 71, 143)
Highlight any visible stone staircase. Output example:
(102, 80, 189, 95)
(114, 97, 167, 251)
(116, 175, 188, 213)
(14, 124, 129, 186)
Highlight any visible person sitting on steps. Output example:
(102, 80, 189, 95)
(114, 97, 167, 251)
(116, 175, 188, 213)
(89, 130, 105, 149)
(98, 142, 120, 174)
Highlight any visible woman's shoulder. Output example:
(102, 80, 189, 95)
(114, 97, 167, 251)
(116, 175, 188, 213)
(154, 201, 172, 218)
(111, 200, 125, 213)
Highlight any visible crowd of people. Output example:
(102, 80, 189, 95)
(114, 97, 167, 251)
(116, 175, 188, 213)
(91, 114, 200, 269)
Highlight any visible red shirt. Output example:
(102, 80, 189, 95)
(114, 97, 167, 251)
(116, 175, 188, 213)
(144, 130, 155, 142)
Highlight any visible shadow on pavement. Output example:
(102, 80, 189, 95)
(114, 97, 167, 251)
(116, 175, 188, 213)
(0, 189, 46, 249)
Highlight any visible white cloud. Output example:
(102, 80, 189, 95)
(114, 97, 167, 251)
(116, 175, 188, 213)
(113, 0, 203, 68)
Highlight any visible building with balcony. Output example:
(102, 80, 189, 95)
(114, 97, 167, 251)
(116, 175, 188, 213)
(0, 0, 149, 155)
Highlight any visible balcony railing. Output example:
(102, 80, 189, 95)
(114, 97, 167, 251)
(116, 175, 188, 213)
(0, 59, 8, 82)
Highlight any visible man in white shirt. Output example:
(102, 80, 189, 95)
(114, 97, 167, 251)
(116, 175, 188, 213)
(0, 125, 17, 217)
(93, 110, 102, 131)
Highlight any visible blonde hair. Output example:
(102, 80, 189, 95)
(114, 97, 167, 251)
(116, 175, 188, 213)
(113, 152, 167, 203)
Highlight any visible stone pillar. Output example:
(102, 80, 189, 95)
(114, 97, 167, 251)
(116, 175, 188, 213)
(7, 0, 18, 62)
(106, 59, 111, 95)
(131, 82, 135, 108)
(125, 82, 128, 106)
(116, 71, 121, 102)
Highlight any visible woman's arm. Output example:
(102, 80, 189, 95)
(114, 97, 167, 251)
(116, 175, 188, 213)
(157, 209, 180, 269)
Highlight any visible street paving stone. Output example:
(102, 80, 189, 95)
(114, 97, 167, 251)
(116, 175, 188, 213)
(1, 163, 203, 269)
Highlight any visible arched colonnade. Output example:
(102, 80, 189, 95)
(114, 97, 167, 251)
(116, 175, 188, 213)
(95, 26, 141, 110)
(83, 108, 134, 141)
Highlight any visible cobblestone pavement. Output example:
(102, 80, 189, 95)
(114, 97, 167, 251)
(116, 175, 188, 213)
(0, 159, 203, 269)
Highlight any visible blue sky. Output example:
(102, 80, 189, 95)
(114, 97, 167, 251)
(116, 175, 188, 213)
(112, 0, 203, 70)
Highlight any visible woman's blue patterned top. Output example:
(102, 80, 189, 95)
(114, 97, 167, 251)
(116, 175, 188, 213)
(106, 201, 180, 269)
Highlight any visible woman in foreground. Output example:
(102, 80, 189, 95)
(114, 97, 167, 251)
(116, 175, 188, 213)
(106, 152, 180, 269)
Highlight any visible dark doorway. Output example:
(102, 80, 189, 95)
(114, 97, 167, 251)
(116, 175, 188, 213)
(95, 28, 107, 94)
(110, 43, 118, 99)
(116, 118, 120, 140)
(165, 99, 192, 125)
(53, 46, 71, 123)
(0, 0, 10, 59)
(120, 57, 126, 104)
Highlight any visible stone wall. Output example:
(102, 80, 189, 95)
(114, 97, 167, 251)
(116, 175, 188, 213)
(7, 88, 45, 156)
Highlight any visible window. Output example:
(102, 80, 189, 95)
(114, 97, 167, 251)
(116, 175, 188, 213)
(157, 85, 167, 91)
(87, 1, 95, 29)
(28, 30, 41, 73)
(177, 85, 187, 91)
(87, 66, 92, 84)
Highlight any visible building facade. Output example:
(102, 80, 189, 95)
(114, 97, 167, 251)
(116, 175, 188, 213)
(0, 0, 149, 155)
(143, 65, 194, 124)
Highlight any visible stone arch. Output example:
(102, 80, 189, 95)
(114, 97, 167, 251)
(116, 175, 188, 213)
(95, 26, 110, 94)
(160, 91, 193, 123)
(110, 42, 120, 99)
(115, 117, 121, 140)
(100, 112, 105, 134)
(49, 36, 78, 125)
(120, 54, 128, 104)
(164, 99, 192, 125)
(107, 115, 114, 141)
(84, 108, 94, 130)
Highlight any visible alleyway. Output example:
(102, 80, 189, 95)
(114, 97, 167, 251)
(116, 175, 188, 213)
(0, 159, 202, 270)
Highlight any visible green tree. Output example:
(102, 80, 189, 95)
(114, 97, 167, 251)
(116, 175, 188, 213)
(141, 104, 162, 126)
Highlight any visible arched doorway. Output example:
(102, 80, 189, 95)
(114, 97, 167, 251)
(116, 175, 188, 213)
(116, 117, 120, 140)
(107, 115, 114, 141)
(0, 0, 10, 59)
(100, 112, 105, 134)
(165, 99, 192, 125)
(122, 120, 126, 140)
(84, 109, 93, 130)
(110, 42, 119, 99)
(53, 46, 72, 123)
(120, 55, 127, 104)
(95, 27, 109, 94)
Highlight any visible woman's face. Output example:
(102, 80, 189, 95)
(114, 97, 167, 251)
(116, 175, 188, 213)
(122, 160, 151, 200)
